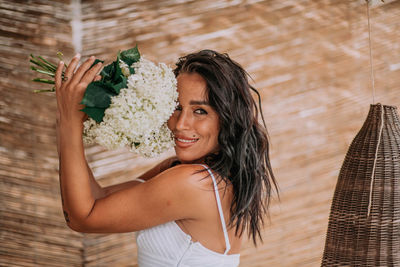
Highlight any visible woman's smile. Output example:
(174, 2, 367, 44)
(167, 72, 220, 163)
(175, 135, 200, 146)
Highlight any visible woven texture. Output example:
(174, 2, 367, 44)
(322, 104, 400, 266)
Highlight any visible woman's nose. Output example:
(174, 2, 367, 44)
(175, 111, 191, 131)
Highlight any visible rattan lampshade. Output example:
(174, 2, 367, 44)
(322, 104, 400, 266)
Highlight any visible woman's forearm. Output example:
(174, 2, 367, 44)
(57, 119, 106, 200)
(53, 55, 106, 229)
(58, 122, 97, 226)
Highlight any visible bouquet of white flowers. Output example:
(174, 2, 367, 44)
(30, 47, 178, 157)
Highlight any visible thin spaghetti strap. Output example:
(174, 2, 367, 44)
(198, 164, 231, 255)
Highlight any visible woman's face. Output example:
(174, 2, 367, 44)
(167, 72, 220, 163)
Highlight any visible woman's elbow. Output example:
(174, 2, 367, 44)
(65, 218, 87, 232)
(62, 204, 97, 232)
(63, 212, 93, 233)
(67, 221, 100, 233)
(65, 216, 103, 233)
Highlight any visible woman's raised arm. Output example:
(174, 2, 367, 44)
(55, 54, 105, 228)
(55, 55, 199, 233)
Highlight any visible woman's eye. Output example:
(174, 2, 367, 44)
(194, 108, 207, 115)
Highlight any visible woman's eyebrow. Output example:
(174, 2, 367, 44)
(189, 100, 209, 105)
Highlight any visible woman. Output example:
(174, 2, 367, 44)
(55, 50, 277, 266)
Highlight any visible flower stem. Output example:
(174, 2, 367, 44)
(32, 78, 55, 84)
(30, 54, 56, 72)
(57, 52, 68, 68)
(33, 87, 55, 93)
(38, 56, 57, 71)
(31, 67, 56, 77)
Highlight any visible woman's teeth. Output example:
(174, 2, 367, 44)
(176, 138, 198, 143)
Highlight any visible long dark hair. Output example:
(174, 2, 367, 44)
(174, 49, 278, 245)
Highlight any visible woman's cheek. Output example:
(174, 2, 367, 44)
(167, 114, 175, 130)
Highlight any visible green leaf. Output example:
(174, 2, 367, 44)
(120, 45, 140, 66)
(100, 59, 123, 84)
(100, 62, 115, 82)
(80, 81, 116, 108)
(90, 59, 104, 69)
(112, 60, 123, 83)
(107, 75, 127, 94)
(80, 106, 106, 123)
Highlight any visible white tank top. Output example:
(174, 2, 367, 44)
(135, 164, 240, 267)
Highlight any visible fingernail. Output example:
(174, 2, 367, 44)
(74, 53, 81, 59)
(59, 61, 64, 66)
(90, 55, 95, 60)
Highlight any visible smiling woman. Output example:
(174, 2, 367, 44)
(55, 49, 277, 267)
(172, 50, 277, 244)
(168, 72, 220, 163)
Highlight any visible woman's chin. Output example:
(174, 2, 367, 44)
(175, 151, 204, 164)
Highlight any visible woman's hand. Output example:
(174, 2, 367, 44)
(55, 54, 103, 126)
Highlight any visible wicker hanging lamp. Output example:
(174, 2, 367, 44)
(321, 104, 400, 266)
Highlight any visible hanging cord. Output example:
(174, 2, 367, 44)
(367, 103, 384, 217)
(366, 0, 376, 104)
(365, 0, 384, 217)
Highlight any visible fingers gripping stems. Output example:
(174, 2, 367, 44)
(55, 54, 103, 124)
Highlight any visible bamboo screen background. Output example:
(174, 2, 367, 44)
(1, 0, 399, 266)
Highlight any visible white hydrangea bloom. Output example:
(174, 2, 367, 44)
(83, 57, 178, 158)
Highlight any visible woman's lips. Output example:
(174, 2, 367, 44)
(175, 136, 199, 148)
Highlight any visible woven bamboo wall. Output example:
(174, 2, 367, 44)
(0, 1, 82, 266)
(1, 0, 399, 266)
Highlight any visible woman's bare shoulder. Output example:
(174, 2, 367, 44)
(135, 156, 177, 181)
(157, 163, 208, 182)
(158, 164, 220, 194)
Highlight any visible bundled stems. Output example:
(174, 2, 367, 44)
(30, 52, 67, 93)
